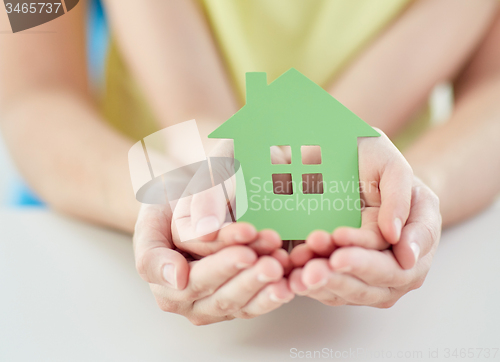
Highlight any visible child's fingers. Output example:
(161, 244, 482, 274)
(135, 241, 189, 289)
(301, 258, 331, 289)
(271, 248, 293, 275)
(303, 259, 390, 306)
(290, 242, 314, 267)
(332, 206, 388, 250)
(235, 279, 294, 319)
(173, 222, 283, 258)
(172, 221, 254, 257)
(305, 230, 335, 256)
(332, 225, 389, 250)
(247, 229, 282, 255)
(329, 247, 410, 287)
(190, 185, 229, 241)
(217, 222, 258, 245)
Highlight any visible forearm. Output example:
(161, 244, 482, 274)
(104, 0, 239, 126)
(1, 88, 139, 232)
(404, 77, 500, 227)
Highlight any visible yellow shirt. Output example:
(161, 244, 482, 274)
(102, 0, 413, 142)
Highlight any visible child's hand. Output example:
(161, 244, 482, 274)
(134, 203, 294, 325)
(291, 129, 428, 270)
(288, 175, 441, 308)
(169, 140, 291, 266)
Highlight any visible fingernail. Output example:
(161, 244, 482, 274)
(162, 264, 177, 289)
(257, 273, 276, 283)
(269, 292, 292, 303)
(195, 216, 220, 237)
(410, 242, 420, 264)
(306, 277, 328, 290)
(394, 218, 402, 242)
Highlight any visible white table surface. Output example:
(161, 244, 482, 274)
(1, 203, 499, 362)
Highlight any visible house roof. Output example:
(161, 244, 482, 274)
(209, 68, 379, 141)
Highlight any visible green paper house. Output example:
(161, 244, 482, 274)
(209, 68, 379, 240)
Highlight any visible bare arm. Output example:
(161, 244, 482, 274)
(404, 12, 500, 227)
(103, 0, 239, 154)
(0, 0, 238, 232)
(325, 0, 499, 226)
(0, 2, 139, 232)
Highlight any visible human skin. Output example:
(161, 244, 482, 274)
(134, 203, 294, 325)
(170, 132, 415, 262)
(1, 0, 499, 321)
(288, 173, 441, 308)
(1, 0, 498, 230)
(153, 130, 440, 317)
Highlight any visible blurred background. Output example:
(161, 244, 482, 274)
(0, 0, 454, 210)
(0, 134, 15, 206)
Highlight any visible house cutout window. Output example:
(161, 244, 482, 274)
(301, 145, 321, 164)
(302, 173, 324, 194)
(270, 145, 291, 164)
(272, 174, 293, 195)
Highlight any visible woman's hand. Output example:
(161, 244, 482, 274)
(291, 129, 420, 269)
(134, 203, 294, 325)
(288, 176, 441, 307)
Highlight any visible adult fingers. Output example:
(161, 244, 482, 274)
(333, 227, 389, 250)
(329, 247, 415, 287)
(133, 204, 190, 289)
(393, 180, 442, 269)
(193, 256, 283, 316)
(172, 222, 258, 257)
(301, 259, 391, 306)
(292, 259, 346, 306)
(288, 268, 308, 294)
(271, 248, 293, 275)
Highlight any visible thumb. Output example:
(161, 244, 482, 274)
(378, 154, 413, 245)
(134, 204, 190, 289)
